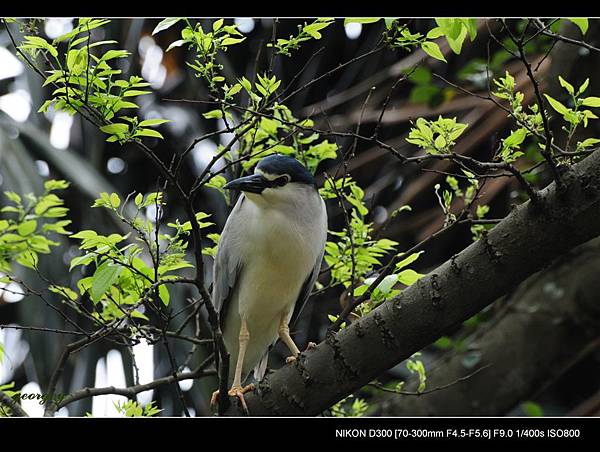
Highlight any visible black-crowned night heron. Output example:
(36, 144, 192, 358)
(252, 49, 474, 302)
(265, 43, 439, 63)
(210, 154, 327, 410)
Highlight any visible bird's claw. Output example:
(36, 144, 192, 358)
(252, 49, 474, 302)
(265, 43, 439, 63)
(228, 384, 255, 414)
(305, 342, 317, 351)
(286, 342, 317, 364)
(211, 384, 255, 415)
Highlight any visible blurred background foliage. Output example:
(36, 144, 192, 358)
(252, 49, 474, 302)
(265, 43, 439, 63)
(0, 18, 599, 417)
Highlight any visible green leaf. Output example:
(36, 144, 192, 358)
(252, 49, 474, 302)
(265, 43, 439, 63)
(158, 284, 170, 305)
(91, 262, 122, 303)
(445, 24, 468, 54)
(521, 401, 544, 417)
(100, 123, 129, 135)
(138, 119, 171, 127)
(435, 18, 462, 40)
(434, 134, 446, 149)
(353, 284, 369, 297)
(461, 18, 478, 41)
(421, 41, 447, 62)
(110, 193, 121, 208)
(578, 137, 600, 149)
(17, 251, 38, 269)
(567, 18, 588, 35)
(240, 77, 252, 93)
(558, 76, 574, 95)
(426, 27, 445, 39)
(70, 230, 98, 240)
(213, 19, 224, 32)
(166, 39, 186, 52)
(100, 49, 130, 61)
(17, 220, 37, 236)
(397, 269, 423, 286)
(578, 78, 590, 96)
(384, 18, 396, 29)
(376, 274, 398, 294)
(434, 336, 454, 350)
(69, 253, 95, 271)
(152, 18, 183, 35)
(203, 109, 224, 119)
(504, 128, 528, 148)
(221, 37, 246, 46)
(123, 90, 151, 97)
(4, 191, 21, 204)
(134, 193, 144, 206)
(408, 66, 432, 85)
(544, 94, 569, 115)
(226, 83, 243, 97)
(23, 35, 58, 57)
(49, 285, 78, 301)
(396, 251, 424, 271)
(580, 97, 600, 108)
(44, 180, 70, 191)
(134, 129, 164, 139)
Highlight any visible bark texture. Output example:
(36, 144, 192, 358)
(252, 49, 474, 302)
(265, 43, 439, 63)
(224, 150, 600, 416)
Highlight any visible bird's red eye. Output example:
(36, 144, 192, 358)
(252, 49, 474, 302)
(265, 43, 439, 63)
(274, 176, 289, 187)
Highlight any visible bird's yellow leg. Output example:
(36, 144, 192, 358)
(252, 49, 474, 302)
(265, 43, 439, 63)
(279, 313, 302, 364)
(210, 319, 255, 413)
(229, 319, 254, 412)
(231, 318, 250, 390)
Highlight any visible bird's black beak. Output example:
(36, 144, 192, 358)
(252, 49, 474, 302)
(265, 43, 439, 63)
(223, 174, 269, 194)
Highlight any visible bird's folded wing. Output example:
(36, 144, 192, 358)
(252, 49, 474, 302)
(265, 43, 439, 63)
(289, 247, 325, 329)
(213, 197, 244, 328)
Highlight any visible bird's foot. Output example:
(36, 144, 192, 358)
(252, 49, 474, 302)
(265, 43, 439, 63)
(210, 390, 220, 408)
(228, 384, 255, 414)
(211, 384, 255, 414)
(286, 343, 317, 364)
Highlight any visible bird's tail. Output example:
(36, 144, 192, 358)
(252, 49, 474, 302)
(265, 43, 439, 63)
(253, 351, 269, 381)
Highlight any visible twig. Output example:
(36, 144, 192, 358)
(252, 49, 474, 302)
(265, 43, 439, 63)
(0, 390, 28, 417)
(369, 364, 492, 396)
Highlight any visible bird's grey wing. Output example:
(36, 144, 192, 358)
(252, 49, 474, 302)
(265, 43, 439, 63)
(289, 247, 325, 329)
(213, 197, 244, 329)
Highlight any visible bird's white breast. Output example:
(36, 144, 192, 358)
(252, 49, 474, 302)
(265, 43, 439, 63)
(236, 193, 324, 320)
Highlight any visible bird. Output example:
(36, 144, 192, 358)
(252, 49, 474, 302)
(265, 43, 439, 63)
(209, 154, 328, 411)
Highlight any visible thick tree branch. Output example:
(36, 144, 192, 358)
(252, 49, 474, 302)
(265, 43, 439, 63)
(224, 148, 600, 415)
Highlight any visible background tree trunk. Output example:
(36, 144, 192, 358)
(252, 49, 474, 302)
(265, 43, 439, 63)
(372, 237, 600, 416)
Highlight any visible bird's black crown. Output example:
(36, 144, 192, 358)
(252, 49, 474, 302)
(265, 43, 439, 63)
(256, 154, 316, 187)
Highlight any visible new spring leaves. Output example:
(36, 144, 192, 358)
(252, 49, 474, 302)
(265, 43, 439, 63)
(66, 191, 207, 320)
(0, 180, 71, 273)
(18, 18, 171, 144)
(407, 71, 600, 165)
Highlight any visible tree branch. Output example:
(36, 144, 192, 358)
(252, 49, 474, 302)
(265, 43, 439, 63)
(0, 390, 28, 417)
(57, 363, 216, 410)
